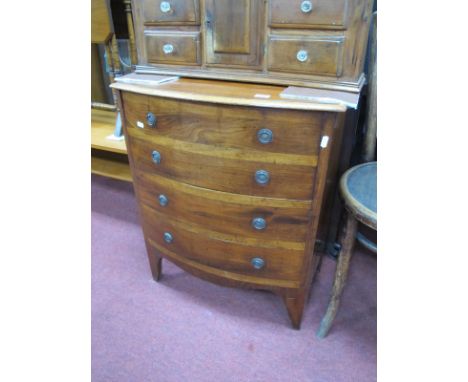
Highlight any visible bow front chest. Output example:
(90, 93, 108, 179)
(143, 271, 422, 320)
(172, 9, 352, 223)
(112, 78, 347, 328)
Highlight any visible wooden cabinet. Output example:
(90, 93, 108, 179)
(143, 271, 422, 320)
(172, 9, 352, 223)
(131, 0, 374, 92)
(111, 78, 347, 328)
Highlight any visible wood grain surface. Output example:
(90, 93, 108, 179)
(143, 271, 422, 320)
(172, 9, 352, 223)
(126, 129, 318, 199)
(267, 35, 344, 77)
(146, 238, 301, 289)
(269, 0, 348, 29)
(204, 0, 264, 68)
(141, 204, 305, 281)
(130, 0, 374, 91)
(141, 0, 200, 25)
(91, 0, 113, 43)
(112, 78, 348, 111)
(135, 170, 312, 243)
(123, 91, 326, 155)
(116, 70, 347, 328)
(145, 31, 201, 65)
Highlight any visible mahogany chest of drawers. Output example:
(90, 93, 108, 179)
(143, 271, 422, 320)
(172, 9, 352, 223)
(111, 79, 347, 328)
(131, 0, 374, 92)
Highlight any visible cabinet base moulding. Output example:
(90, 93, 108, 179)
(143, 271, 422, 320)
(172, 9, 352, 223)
(136, 66, 367, 94)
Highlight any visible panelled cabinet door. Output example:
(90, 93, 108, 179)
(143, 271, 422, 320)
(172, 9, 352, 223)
(204, 0, 264, 69)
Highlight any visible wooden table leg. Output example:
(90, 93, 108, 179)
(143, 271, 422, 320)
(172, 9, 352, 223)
(317, 213, 358, 338)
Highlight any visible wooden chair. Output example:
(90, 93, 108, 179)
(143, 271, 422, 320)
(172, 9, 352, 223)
(316, 11, 377, 338)
(317, 162, 376, 338)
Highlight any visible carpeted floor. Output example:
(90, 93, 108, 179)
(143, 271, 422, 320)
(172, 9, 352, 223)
(92, 175, 376, 382)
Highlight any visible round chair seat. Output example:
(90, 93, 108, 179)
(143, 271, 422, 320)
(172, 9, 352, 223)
(339, 161, 377, 229)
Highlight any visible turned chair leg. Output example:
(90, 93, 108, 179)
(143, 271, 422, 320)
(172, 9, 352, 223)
(317, 213, 358, 338)
(144, 239, 163, 282)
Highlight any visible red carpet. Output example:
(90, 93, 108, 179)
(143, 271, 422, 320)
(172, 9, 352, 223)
(92, 175, 376, 382)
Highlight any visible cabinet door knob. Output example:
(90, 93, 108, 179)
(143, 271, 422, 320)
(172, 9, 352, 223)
(296, 50, 308, 62)
(163, 232, 173, 243)
(158, 194, 168, 207)
(255, 170, 270, 185)
(301, 1, 313, 13)
(160, 1, 171, 13)
(257, 128, 273, 144)
(146, 112, 157, 127)
(163, 44, 174, 55)
(252, 217, 267, 230)
(251, 257, 265, 270)
(152, 150, 161, 164)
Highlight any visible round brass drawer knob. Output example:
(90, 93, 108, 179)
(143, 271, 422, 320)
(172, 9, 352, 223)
(252, 217, 267, 230)
(301, 0, 313, 13)
(163, 232, 173, 243)
(296, 50, 308, 62)
(255, 170, 270, 185)
(251, 257, 265, 270)
(163, 44, 174, 55)
(160, 1, 171, 13)
(158, 194, 168, 207)
(146, 112, 157, 127)
(152, 150, 161, 164)
(257, 128, 273, 144)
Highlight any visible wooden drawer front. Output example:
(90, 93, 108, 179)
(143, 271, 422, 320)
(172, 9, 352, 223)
(269, 0, 348, 29)
(268, 35, 344, 77)
(142, 0, 200, 25)
(145, 31, 200, 65)
(141, 204, 305, 281)
(126, 128, 317, 200)
(135, 170, 311, 243)
(121, 92, 150, 128)
(121, 92, 324, 156)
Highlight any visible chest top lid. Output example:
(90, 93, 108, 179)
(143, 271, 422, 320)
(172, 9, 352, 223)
(111, 74, 348, 112)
